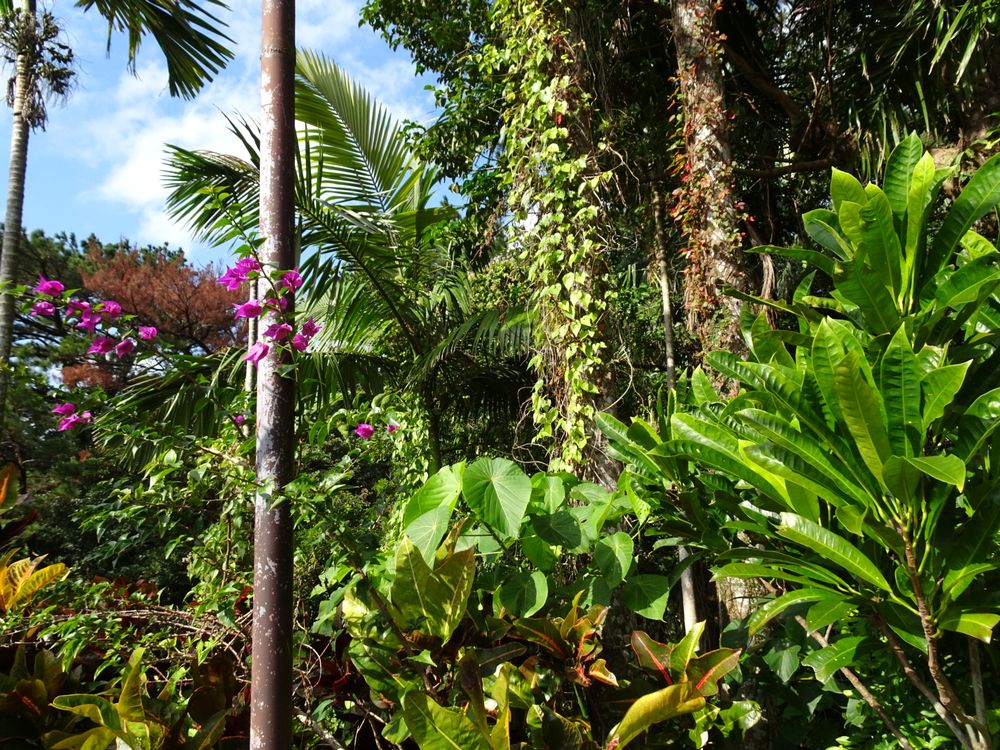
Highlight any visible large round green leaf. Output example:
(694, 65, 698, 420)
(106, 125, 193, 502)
(462, 458, 531, 539)
(496, 571, 548, 617)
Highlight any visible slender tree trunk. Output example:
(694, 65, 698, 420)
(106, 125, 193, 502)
(250, 2, 296, 749)
(670, 0, 747, 357)
(0, 0, 36, 430)
(651, 183, 701, 634)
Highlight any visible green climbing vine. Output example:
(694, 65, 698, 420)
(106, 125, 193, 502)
(483, 0, 613, 472)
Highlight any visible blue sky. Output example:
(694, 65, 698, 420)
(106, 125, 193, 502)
(0, 1, 435, 266)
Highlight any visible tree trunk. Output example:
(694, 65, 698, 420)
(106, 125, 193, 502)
(0, 0, 36, 430)
(670, 0, 747, 358)
(250, 2, 296, 749)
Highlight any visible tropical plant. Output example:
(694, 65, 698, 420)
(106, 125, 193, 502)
(163, 51, 531, 474)
(334, 457, 748, 749)
(605, 134, 1000, 749)
(0, 0, 232, 432)
(0, 549, 66, 613)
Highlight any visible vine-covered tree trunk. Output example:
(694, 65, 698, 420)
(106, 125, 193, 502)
(0, 0, 35, 430)
(495, 0, 618, 487)
(671, 0, 747, 357)
(250, 1, 296, 748)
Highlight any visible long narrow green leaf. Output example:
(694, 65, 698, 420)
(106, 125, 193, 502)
(777, 513, 892, 592)
(929, 152, 1000, 275)
(879, 327, 922, 457)
(834, 352, 891, 481)
(883, 134, 922, 217)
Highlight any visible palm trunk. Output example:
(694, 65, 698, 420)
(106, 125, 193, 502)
(250, 1, 296, 748)
(0, 0, 36, 430)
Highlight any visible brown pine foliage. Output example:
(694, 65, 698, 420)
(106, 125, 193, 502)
(82, 240, 243, 355)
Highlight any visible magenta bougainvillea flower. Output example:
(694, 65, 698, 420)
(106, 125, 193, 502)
(76, 310, 102, 333)
(290, 333, 309, 351)
(235, 257, 261, 274)
(301, 318, 321, 338)
(66, 300, 90, 316)
(217, 258, 263, 290)
(232, 414, 246, 426)
(353, 423, 375, 439)
(57, 411, 91, 431)
(262, 322, 293, 340)
(31, 300, 56, 316)
(51, 403, 76, 416)
(280, 268, 303, 291)
(263, 294, 290, 312)
(233, 300, 263, 319)
(98, 300, 123, 319)
(87, 336, 116, 355)
(33, 276, 64, 296)
(114, 338, 136, 357)
(244, 341, 269, 365)
(386, 423, 400, 433)
(138, 326, 158, 340)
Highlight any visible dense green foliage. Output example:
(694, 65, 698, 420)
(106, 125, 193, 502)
(0, 3, 999, 750)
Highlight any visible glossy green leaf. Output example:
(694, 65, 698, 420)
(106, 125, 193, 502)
(801, 636, 865, 683)
(496, 571, 548, 617)
(883, 134, 923, 217)
(937, 609, 1000, 643)
(803, 210, 853, 260)
(834, 261, 901, 334)
(404, 506, 454, 564)
(462, 457, 531, 538)
(879, 327, 922, 457)
(401, 691, 493, 750)
(905, 155, 943, 268)
(605, 682, 704, 750)
(858, 188, 902, 296)
(929, 152, 1000, 275)
(594, 531, 634, 587)
(932, 253, 1000, 311)
(520, 527, 558, 572)
(748, 588, 830, 636)
(669, 622, 705, 678)
(834, 351, 890, 481)
(752, 244, 836, 277)
(403, 464, 463, 526)
(777, 513, 891, 592)
(921, 362, 969, 430)
(528, 472, 566, 515)
(806, 598, 856, 632)
(622, 574, 671, 620)
(901, 454, 966, 491)
(941, 563, 998, 602)
(831, 169, 868, 213)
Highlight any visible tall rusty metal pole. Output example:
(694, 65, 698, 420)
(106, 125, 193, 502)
(251, 1, 296, 748)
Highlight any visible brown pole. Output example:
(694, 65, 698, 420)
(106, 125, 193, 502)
(251, 1, 295, 748)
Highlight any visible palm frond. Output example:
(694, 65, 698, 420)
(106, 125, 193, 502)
(75, 0, 234, 99)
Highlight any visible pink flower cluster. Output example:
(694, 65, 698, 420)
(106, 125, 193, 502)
(352, 422, 400, 439)
(52, 402, 92, 432)
(29, 275, 159, 431)
(216, 259, 319, 367)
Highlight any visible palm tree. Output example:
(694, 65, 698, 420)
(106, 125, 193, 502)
(0, 0, 232, 432)
(163, 51, 530, 473)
